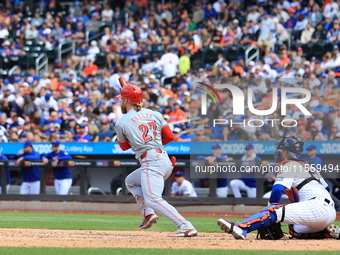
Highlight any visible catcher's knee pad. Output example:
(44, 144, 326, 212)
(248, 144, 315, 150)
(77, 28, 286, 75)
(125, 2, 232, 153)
(234, 204, 286, 232)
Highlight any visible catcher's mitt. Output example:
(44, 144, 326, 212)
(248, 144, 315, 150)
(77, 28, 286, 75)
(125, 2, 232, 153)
(256, 222, 284, 240)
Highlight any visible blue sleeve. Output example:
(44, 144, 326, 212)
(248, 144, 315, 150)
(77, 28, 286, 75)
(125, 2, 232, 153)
(85, 134, 91, 141)
(197, 156, 207, 160)
(269, 184, 286, 204)
(316, 157, 323, 166)
(58, 152, 72, 161)
(23, 152, 41, 160)
(216, 155, 227, 161)
(255, 156, 262, 160)
(42, 152, 52, 159)
(11, 154, 20, 160)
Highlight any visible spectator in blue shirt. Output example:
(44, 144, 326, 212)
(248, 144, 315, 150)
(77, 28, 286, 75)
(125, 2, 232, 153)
(12, 140, 41, 195)
(204, 3, 217, 21)
(93, 119, 114, 142)
(62, 23, 74, 41)
(71, 41, 88, 69)
(0, 153, 11, 194)
(312, 96, 330, 116)
(285, 12, 297, 29)
(47, 111, 62, 127)
(74, 124, 91, 142)
(42, 140, 73, 195)
(303, 144, 323, 168)
(119, 42, 132, 66)
(26, 68, 39, 87)
(12, 68, 23, 83)
(180, 124, 192, 141)
(324, 16, 333, 31)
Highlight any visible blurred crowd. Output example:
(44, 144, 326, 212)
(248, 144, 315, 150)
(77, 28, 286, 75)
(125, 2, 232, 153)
(1, 0, 340, 143)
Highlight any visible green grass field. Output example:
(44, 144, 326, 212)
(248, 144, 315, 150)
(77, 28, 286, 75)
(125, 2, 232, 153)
(0, 212, 339, 254)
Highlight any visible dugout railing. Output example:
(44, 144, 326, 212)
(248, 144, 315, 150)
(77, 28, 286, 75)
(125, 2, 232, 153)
(1, 159, 339, 206)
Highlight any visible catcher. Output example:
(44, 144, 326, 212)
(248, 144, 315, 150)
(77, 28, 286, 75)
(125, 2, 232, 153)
(218, 137, 340, 240)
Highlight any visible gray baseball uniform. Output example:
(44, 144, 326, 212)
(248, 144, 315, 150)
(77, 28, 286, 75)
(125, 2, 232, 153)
(115, 108, 194, 230)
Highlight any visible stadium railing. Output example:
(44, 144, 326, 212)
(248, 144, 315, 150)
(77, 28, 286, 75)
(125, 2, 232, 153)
(57, 41, 75, 62)
(35, 53, 48, 76)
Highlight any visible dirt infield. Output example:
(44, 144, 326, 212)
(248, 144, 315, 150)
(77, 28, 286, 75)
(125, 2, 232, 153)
(0, 228, 339, 250)
(0, 210, 339, 250)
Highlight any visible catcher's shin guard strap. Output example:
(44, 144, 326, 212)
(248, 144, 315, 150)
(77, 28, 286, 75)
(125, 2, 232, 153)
(289, 224, 296, 236)
(280, 206, 285, 222)
(228, 222, 234, 234)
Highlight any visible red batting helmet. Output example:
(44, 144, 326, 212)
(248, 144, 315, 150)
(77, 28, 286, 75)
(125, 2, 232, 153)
(116, 85, 143, 104)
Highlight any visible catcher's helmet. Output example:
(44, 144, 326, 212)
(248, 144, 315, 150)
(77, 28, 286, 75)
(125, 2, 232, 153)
(274, 136, 304, 162)
(116, 85, 142, 104)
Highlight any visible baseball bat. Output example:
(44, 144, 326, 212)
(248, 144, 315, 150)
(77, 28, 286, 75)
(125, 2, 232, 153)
(118, 77, 127, 88)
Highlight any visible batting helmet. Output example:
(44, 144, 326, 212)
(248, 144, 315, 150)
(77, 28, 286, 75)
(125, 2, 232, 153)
(274, 136, 304, 162)
(116, 85, 142, 104)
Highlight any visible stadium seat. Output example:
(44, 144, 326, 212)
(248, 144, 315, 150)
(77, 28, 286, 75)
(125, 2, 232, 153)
(46, 49, 58, 60)
(301, 42, 313, 58)
(312, 41, 326, 58)
(290, 42, 302, 52)
(324, 42, 334, 54)
(191, 47, 206, 62)
(205, 47, 223, 63)
(224, 45, 239, 62)
(238, 45, 249, 58)
(151, 44, 160, 54)
(25, 40, 34, 46)
(94, 52, 108, 67)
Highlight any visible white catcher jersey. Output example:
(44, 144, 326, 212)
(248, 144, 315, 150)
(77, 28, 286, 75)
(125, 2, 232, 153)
(171, 180, 197, 197)
(274, 161, 331, 202)
(115, 108, 166, 158)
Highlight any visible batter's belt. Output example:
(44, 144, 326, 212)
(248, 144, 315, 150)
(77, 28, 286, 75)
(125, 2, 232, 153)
(140, 149, 163, 159)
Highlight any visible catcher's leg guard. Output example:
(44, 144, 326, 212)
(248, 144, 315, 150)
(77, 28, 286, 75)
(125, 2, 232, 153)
(234, 204, 285, 233)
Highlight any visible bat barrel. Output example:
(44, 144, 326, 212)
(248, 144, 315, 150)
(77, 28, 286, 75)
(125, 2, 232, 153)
(118, 77, 127, 88)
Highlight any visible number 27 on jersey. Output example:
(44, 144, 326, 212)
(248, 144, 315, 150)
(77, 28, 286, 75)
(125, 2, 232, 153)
(138, 121, 157, 142)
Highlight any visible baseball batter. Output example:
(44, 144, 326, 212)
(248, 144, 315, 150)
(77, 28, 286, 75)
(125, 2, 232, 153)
(217, 137, 339, 239)
(114, 78, 197, 237)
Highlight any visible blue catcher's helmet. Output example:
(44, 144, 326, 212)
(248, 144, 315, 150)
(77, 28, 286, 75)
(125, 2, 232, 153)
(274, 136, 304, 163)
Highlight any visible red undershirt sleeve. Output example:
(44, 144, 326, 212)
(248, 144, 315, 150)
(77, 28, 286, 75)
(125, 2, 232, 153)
(118, 140, 132, 151)
(161, 125, 174, 145)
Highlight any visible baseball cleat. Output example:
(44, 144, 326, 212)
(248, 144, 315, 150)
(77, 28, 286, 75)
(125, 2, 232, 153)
(327, 224, 340, 239)
(168, 228, 198, 237)
(138, 214, 158, 230)
(217, 218, 246, 239)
